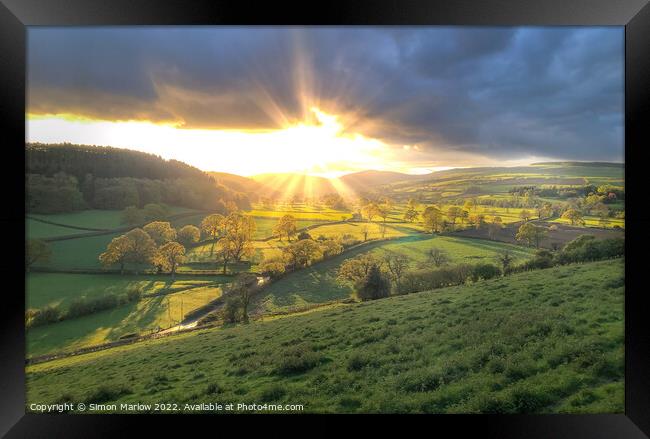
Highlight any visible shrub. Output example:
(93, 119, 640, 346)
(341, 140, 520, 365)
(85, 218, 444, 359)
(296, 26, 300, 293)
(25, 305, 61, 328)
(83, 385, 132, 404)
(297, 231, 312, 240)
(520, 249, 555, 271)
(397, 264, 474, 295)
(276, 345, 322, 375)
(260, 384, 286, 402)
(258, 257, 286, 279)
(222, 296, 244, 324)
(355, 265, 391, 301)
(471, 263, 501, 281)
(557, 237, 624, 265)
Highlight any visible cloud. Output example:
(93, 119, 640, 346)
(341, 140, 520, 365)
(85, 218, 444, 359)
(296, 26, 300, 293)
(27, 26, 624, 162)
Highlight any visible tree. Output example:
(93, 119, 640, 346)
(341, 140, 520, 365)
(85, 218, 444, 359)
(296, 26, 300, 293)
(378, 199, 393, 223)
(121, 205, 145, 225)
(593, 203, 609, 227)
(446, 206, 462, 227)
(123, 228, 157, 269)
(496, 251, 514, 275)
(177, 225, 200, 247)
(561, 208, 585, 226)
(258, 256, 286, 278)
(487, 216, 502, 240)
(382, 252, 409, 289)
(469, 214, 485, 230)
(427, 247, 449, 267)
(99, 235, 132, 274)
(201, 213, 225, 256)
(379, 222, 387, 238)
(274, 214, 298, 242)
(516, 223, 547, 248)
(214, 237, 235, 274)
(223, 213, 256, 262)
(143, 203, 168, 221)
(26, 239, 51, 270)
(356, 265, 391, 301)
(143, 221, 177, 246)
(225, 273, 258, 323)
(519, 209, 532, 222)
(153, 242, 185, 279)
(362, 202, 381, 222)
(361, 224, 370, 242)
(281, 239, 323, 270)
(320, 238, 343, 258)
(337, 253, 381, 285)
(403, 208, 419, 223)
(422, 206, 443, 233)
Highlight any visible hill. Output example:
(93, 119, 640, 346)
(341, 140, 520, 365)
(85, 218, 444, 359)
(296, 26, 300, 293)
(208, 172, 269, 199)
(25, 143, 252, 213)
(251, 173, 339, 199)
(339, 170, 424, 192)
(27, 259, 623, 414)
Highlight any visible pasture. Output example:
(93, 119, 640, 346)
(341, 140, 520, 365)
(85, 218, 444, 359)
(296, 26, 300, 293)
(26, 259, 624, 414)
(253, 235, 535, 315)
(27, 280, 229, 358)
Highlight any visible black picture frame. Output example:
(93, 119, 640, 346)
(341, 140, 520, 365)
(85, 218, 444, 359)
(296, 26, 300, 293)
(1, 0, 648, 436)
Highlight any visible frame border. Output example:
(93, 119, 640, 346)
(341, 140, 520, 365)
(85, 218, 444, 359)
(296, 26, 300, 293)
(1, 0, 648, 436)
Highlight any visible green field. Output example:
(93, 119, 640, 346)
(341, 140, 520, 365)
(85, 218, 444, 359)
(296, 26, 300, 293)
(26, 259, 624, 413)
(32, 233, 121, 270)
(254, 235, 535, 315)
(26, 219, 85, 239)
(27, 279, 231, 357)
(26, 273, 223, 311)
(29, 210, 130, 230)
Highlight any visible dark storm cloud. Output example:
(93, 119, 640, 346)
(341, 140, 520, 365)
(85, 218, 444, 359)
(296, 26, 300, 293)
(27, 26, 623, 161)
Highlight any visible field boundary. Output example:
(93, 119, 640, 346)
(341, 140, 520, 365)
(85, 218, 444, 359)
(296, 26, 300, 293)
(32, 211, 207, 242)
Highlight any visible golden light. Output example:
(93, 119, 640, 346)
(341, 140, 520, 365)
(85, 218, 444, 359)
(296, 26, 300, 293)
(26, 107, 398, 179)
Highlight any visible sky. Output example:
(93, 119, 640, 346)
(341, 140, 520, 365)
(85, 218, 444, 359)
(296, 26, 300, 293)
(26, 27, 624, 177)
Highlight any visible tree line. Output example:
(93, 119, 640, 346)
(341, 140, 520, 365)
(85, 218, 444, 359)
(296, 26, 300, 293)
(26, 143, 252, 214)
(336, 234, 624, 301)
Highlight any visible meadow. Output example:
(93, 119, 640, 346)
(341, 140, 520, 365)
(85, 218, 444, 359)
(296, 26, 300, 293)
(254, 234, 535, 315)
(25, 161, 625, 414)
(26, 259, 624, 414)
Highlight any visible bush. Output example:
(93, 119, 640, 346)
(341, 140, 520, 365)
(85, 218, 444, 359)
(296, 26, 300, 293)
(355, 265, 391, 301)
(557, 237, 624, 265)
(83, 385, 132, 404)
(222, 296, 244, 324)
(397, 264, 474, 295)
(520, 249, 555, 271)
(297, 231, 312, 240)
(471, 263, 501, 281)
(258, 257, 286, 279)
(276, 345, 322, 375)
(25, 305, 61, 328)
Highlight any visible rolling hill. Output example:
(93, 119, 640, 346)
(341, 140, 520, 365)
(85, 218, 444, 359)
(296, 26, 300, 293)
(26, 259, 623, 414)
(339, 170, 425, 193)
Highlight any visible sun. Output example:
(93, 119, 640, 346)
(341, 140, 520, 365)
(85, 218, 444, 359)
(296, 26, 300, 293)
(26, 107, 396, 179)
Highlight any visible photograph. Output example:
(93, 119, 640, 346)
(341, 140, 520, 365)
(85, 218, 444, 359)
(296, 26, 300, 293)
(24, 26, 626, 414)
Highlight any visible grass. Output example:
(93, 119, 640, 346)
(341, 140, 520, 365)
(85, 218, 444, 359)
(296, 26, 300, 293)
(26, 219, 85, 239)
(308, 222, 406, 241)
(253, 235, 535, 314)
(29, 210, 128, 230)
(550, 216, 625, 229)
(26, 273, 227, 311)
(32, 233, 121, 270)
(26, 259, 624, 413)
(27, 282, 229, 358)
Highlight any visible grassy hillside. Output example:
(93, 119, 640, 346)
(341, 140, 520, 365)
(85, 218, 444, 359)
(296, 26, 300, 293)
(254, 235, 535, 314)
(27, 259, 623, 414)
(27, 279, 229, 357)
